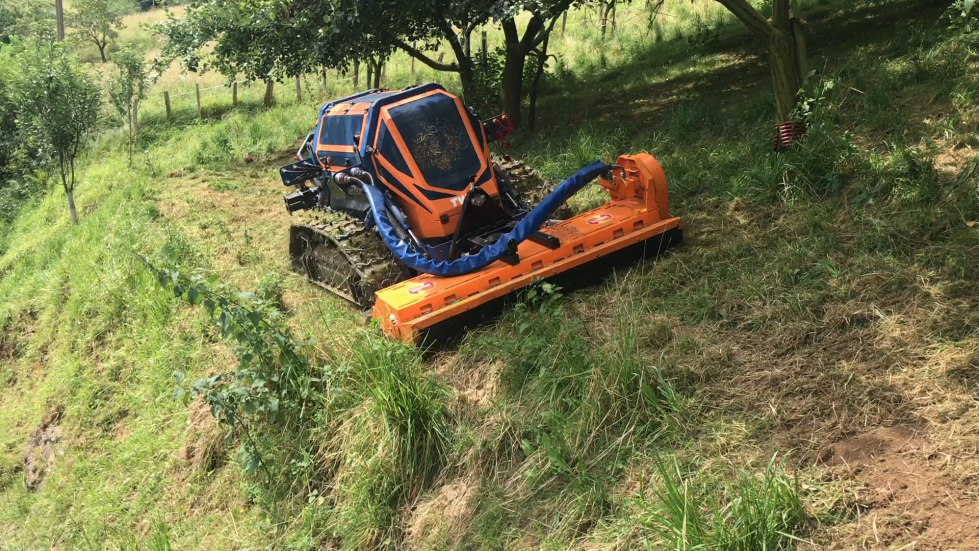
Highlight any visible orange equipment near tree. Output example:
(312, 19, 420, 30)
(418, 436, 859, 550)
(279, 83, 682, 342)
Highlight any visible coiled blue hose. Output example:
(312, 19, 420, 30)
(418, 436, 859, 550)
(362, 161, 610, 277)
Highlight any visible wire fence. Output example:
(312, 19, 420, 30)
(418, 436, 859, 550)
(159, 76, 324, 121)
(154, 61, 437, 122)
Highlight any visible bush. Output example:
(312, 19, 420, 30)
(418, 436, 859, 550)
(12, 40, 100, 224)
(0, 40, 54, 227)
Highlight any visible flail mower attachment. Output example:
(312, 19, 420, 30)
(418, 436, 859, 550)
(373, 153, 682, 342)
(279, 83, 682, 343)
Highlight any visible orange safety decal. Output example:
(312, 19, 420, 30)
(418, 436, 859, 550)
(586, 213, 614, 225)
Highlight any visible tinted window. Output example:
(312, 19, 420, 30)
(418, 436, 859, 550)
(389, 94, 480, 192)
(318, 114, 363, 148)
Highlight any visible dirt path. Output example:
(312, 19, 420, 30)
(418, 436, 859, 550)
(817, 424, 979, 549)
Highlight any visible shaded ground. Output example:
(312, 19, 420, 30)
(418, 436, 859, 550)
(534, 0, 951, 132)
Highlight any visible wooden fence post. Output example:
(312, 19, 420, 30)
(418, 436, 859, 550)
(232, 82, 238, 108)
(132, 96, 140, 143)
(295, 75, 302, 102)
(410, 44, 416, 80)
(562, 11, 568, 36)
(195, 83, 202, 118)
(264, 81, 274, 106)
(163, 91, 172, 122)
(55, 0, 65, 41)
(322, 70, 328, 98)
(481, 31, 487, 65)
(354, 60, 360, 88)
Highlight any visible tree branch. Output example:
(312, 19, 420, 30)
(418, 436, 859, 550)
(436, 18, 470, 67)
(389, 36, 459, 72)
(502, 18, 519, 46)
(530, 13, 561, 50)
(713, 0, 771, 37)
(518, 14, 545, 53)
(772, 0, 791, 27)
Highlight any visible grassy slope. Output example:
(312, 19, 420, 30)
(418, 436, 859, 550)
(2, 0, 979, 549)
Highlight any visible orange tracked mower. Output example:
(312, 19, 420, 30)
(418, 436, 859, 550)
(280, 83, 682, 342)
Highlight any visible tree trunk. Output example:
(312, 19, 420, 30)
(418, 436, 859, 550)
(458, 58, 476, 104)
(601, 2, 615, 41)
(600, 7, 607, 40)
(499, 13, 547, 125)
(769, 26, 801, 122)
(132, 96, 140, 143)
(127, 106, 133, 165)
(529, 32, 552, 132)
(500, 45, 527, 125)
(98, 43, 107, 63)
(66, 189, 78, 225)
(768, 1, 803, 122)
(264, 81, 274, 106)
(713, 0, 808, 122)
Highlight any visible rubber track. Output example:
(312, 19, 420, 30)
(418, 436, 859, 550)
(289, 209, 408, 310)
(289, 157, 557, 310)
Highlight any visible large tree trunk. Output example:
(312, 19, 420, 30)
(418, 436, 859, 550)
(499, 14, 547, 125)
(768, 0, 804, 122)
(500, 45, 528, 125)
(769, 25, 801, 121)
(713, 0, 807, 122)
(98, 42, 107, 63)
(66, 189, 78, 225)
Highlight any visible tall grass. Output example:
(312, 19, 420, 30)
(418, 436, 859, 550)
(355, 336, 451, 487)
(642, 456, 808, 550)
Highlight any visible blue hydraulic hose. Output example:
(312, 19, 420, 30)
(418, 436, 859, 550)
(363, 160, 611, 277)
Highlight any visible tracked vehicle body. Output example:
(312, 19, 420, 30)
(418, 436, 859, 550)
(280, 84, 682, 342)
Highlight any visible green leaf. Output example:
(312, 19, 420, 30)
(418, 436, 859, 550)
(641, 382, 660, 406)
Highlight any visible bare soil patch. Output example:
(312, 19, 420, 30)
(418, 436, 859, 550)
(177, 397, 226, 475)
(24, 407, 63, 491)
(817, 426, 979, 550)
(405, 477, 479, 549)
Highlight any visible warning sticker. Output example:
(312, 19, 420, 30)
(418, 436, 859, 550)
(407, 281, 435, 295)
(586, 214, 613, 225)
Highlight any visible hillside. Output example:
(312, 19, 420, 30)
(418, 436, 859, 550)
(1, 0, 978, 549)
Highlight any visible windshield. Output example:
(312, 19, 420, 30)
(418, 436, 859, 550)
(388, 94, 480, 192)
